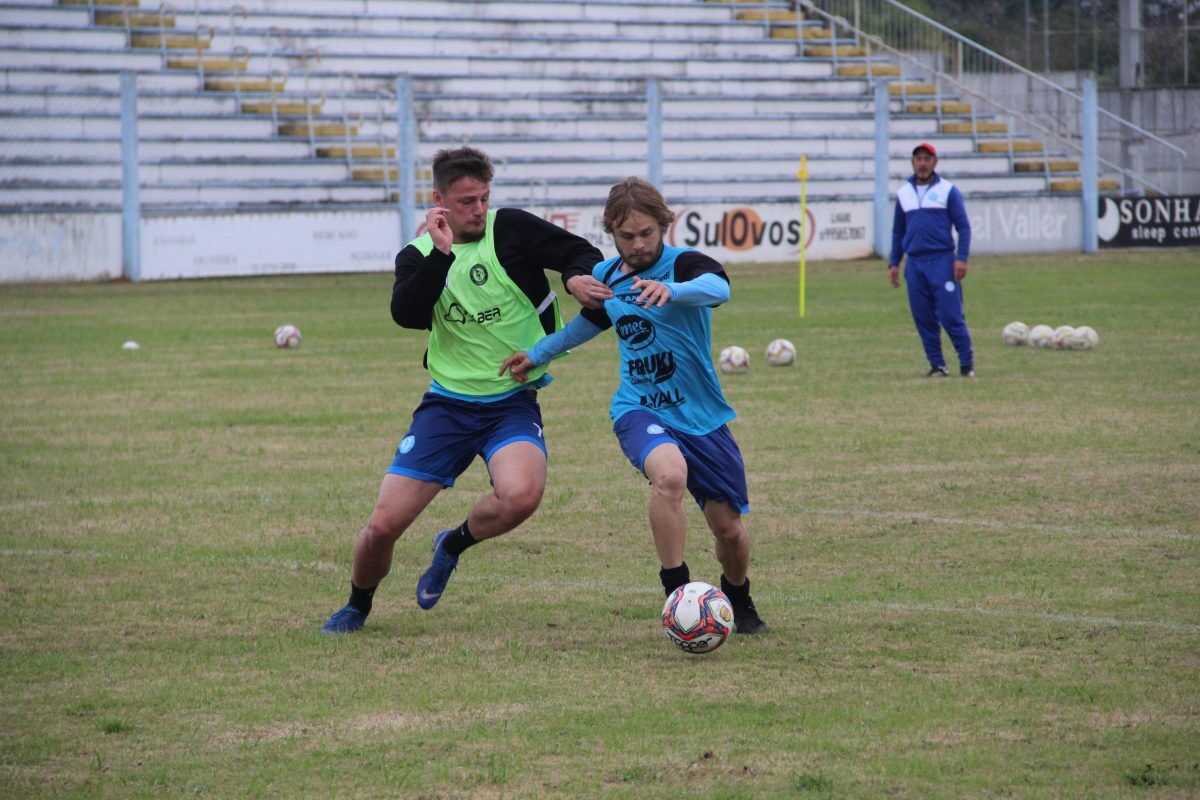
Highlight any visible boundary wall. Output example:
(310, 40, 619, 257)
(0, 196, 1080, 283)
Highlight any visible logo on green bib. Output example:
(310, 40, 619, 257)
(469, 264, 489, 286)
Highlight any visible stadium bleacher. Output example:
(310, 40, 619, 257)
(0, 0, 1104, 215)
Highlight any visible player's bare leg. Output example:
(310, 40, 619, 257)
(467, 440, 547, 539)
(643, 443, 689, 566)
(703, 500, 749, 586)
(704, 500, 767, 634)
(416, 441, 545, 610)
(353, 474, 444, 588)
(322, 474, 442, 634)
(643, 443, 693, 595)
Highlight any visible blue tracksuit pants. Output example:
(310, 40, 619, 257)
(904, 251, 973, 369)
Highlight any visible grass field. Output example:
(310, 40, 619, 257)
(2, 250, 1198, 798)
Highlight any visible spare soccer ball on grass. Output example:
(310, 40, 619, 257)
(1052, 325, 1076, 349)
(1002, 321, 1029, 346)
(661, 581, 734, 654)
(718, 345, 749, 374)
(274, 324, 302, 349)
(764, 338, 796, 366)
(1066, 325, 1099, 350)
(1028, 324, 1055, 349)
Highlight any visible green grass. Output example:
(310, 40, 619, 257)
(1, 250, 1197, 798)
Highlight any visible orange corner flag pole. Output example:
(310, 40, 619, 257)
(796, 155, 809, 318)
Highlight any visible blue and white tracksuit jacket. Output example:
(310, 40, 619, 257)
(889, 173, 973, 369)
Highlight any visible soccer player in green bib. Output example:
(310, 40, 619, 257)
(322, 147, 608, 634)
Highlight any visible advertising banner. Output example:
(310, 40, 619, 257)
(530, 202, 874, 263)
(140, 209, 400, 280)
(1098, 195, 1200, 248)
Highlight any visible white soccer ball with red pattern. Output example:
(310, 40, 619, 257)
(1052, 325, 1075, 350)
(1002, 321, 1030, 346)
(273, 324, 301, 349)
(718, 345, 749, 374)
(661, 581, 734, 654)
(764, 338, 796, 366)
(1028, 324, 1055, 349)
(1066, 325, 1099, 350)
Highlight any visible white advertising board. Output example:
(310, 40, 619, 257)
(140, 209, 401, 280)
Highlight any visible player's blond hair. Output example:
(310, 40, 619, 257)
(602, 177, 676, 233)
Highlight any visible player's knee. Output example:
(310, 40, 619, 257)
(651, 469, 687, 501)
(498, 484, 543, 523)
(363, 515, 405, 545)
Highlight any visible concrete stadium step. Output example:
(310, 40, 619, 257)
(415, 114, 940, 139)
(254, 54, 844, 81)
(3, 181, 390, 206)
(0, 136, 312, 160)
(176, 12, 770, 41)
(404, 94, 884, 118)
(182, 30, 803, 61)
(1049, 177, 1120, 192)
(0, 112, 276, 138)
(0, 5, 92, 26)
(407, 133, 983, 161)
(0, 46, 171, 71)
(1013, 159, 1080, 173)
(978, 140, 1044, 153)
(0, 26, 126, 49)
(0, 68, 205, 93)
(417, 75, 873, 98)
(0, 159, 349, 183)
(181, 0, 748, 24)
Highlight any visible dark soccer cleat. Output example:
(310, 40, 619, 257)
(416, 529, 459, 610)
(321, 603, 367, 635)
(926, 366, 949, 378)
(960, 366, 976, 378)
(731, 595, 769, 635)
(721, 575, 769, 635)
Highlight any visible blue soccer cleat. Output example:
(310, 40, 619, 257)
(416, 529, 458, 610)
(320, 603, 367, 635)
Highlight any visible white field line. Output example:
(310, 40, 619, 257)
(773, 506, 1199, 542)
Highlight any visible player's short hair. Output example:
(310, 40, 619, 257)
(602, 177, 676, 233)
(431, 146, 494, 194)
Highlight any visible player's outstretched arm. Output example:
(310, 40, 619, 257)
(500, 315, 606, 383)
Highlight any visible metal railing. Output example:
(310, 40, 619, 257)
(799, 0, 1186, 194)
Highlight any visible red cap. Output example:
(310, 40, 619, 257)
(912, 142, 938, 157)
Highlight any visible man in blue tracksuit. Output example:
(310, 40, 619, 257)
(889, 142, 974, 377)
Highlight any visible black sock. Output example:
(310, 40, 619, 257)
(721, 574, 750, 603)
(441, 519, 478, 558)
(348, 582, 377, 615)
(660, 562, 691, 596)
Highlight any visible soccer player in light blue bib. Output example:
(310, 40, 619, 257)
(501, 178, 768, 635)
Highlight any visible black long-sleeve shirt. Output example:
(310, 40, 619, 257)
(391, 208, 603, 336)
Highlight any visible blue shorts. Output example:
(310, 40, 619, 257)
(613, 410, 750, 513)
(387, 390, 546, 487)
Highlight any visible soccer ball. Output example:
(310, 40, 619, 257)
(764, 338, 796, 366)
(718, 345, 749, 374)
(1028, 324, 1055, 349)
(274, 324, 302, 349)
(1066, 325, 1099, 350)
(661, 581, 734, 654)
(1052, 325, 1075, 349)
(1002, 321, 1029, 346)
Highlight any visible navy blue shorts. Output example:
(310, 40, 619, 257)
(387, 390, 546, 487)
(613, 410, 750, 513)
